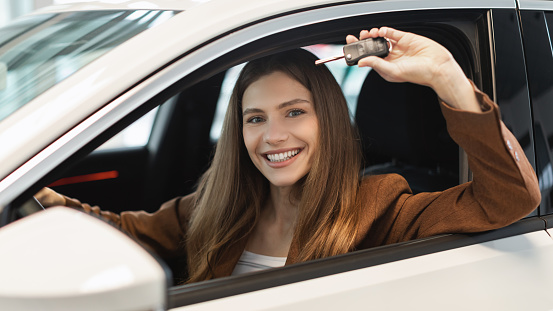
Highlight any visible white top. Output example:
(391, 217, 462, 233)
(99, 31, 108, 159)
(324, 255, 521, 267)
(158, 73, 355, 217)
(231, 251, 287, 275)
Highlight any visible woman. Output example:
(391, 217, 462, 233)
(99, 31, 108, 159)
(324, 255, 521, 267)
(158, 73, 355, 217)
(37, 27, 541, 283)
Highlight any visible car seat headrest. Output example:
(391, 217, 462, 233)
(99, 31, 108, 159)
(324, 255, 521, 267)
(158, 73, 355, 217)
(355, 70, 457, 171)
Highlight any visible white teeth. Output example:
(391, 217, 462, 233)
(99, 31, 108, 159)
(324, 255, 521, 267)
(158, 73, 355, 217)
(267, 149, 300, 162)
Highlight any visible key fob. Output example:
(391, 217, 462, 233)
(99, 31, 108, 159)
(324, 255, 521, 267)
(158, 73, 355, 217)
(343, 37, 390, 66)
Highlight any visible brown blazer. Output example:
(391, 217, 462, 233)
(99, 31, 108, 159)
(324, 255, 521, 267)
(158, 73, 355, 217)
(66, 87, 541, 280)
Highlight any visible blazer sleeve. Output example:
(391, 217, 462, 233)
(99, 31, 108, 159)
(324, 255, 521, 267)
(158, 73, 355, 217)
(360, 85, 541, 246)
(63, 193, 195, 260)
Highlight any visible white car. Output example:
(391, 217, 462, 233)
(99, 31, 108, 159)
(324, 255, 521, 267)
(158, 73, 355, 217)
(1, 0, 553, 310)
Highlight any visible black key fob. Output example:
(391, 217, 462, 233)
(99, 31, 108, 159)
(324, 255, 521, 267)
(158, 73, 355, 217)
(343, 37, 390, 66)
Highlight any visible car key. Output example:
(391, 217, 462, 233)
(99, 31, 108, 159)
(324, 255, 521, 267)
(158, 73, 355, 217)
(315, 37, 391, 66)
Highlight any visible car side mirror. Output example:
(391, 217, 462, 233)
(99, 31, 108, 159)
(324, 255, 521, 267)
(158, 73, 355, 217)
(0, 207, 168, 310)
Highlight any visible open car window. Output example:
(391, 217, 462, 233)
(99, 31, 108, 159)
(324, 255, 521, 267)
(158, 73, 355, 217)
(39, 7, 483, 274)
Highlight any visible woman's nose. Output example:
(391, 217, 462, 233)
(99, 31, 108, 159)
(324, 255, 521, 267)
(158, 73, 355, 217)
(263, 120, 288, 145)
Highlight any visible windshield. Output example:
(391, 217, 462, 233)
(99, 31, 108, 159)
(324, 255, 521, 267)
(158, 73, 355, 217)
(0, 10, 177, 122)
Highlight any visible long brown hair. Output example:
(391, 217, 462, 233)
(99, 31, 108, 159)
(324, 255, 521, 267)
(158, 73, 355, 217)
(186, 49, 362, 282)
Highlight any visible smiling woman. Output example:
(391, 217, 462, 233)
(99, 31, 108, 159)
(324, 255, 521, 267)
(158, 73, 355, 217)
(185, 49, 362, 282)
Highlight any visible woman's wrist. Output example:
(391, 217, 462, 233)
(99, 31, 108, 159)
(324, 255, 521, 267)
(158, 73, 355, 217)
(431, 62, 481, 112)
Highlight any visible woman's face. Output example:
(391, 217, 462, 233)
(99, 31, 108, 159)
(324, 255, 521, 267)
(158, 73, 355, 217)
(242, 71, 319, 188)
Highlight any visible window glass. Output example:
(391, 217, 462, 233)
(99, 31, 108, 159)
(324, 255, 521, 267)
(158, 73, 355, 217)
(0, 10, 177, 123)
(209, 45, 371, 141)
(95, 107, 158, 151)
(527, 12, 553, 215)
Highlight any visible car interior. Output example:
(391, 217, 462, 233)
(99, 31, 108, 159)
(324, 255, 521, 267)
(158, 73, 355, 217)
(45, 62, 462, 214)
(356, 70, 459, 192)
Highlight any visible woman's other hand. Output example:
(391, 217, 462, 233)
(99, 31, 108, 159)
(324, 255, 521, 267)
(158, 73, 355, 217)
(346, 27, 481, 112)
(35, 187, 66, 207)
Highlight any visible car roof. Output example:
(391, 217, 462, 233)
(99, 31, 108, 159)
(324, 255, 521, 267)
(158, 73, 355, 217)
(32, 0, 207, 13)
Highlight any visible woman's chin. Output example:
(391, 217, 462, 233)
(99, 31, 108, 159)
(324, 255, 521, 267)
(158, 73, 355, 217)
(266, 175, 304, 189)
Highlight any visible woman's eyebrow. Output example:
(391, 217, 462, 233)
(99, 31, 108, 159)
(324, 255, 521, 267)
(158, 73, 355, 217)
(278, 98, 310, 110)
(242, 107, 263, 116)
(242, 98, 311, 116)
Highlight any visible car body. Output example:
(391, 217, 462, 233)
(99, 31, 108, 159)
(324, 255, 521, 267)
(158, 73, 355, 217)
(1, 0, 553, 309)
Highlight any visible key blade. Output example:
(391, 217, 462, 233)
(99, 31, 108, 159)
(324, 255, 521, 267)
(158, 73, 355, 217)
(315, 55, 344, 65)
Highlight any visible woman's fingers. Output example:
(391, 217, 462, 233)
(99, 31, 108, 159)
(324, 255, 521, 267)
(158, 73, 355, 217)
(350, 27, 385, 42)
(35, 187, 65, 207)
(346, 34, 358, 44)
(358, 56, 402, 82)
(377, 27, 405, 42)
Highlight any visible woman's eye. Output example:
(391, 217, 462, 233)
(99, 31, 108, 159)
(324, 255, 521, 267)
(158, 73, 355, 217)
(288, 109, 305, 117)
(247, 116, 264, 124)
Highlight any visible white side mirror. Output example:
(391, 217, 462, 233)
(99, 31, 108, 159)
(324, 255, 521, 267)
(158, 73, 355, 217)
(0, 207, 168, 311)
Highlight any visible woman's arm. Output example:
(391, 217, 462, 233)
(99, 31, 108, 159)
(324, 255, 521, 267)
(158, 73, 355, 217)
(35, 187, 192, 260)
(349, 28, 540, 244)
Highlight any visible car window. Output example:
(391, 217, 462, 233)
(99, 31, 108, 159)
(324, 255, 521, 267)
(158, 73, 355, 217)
(0, 10, 177, 123)
(520, 10, 553, 215)
(38, 9, 484, 222)
(96, 107, 158, 151)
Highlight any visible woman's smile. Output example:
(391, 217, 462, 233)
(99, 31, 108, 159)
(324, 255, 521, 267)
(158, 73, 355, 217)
(263, 148, 303, 167)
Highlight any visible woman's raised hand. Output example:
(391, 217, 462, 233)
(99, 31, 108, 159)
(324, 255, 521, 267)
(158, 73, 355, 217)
(346, 27, 481, 112)
(35, 187, 66, 207)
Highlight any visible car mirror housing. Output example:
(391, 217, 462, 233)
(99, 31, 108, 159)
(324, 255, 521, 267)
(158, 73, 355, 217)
(0, 207, 167, 311)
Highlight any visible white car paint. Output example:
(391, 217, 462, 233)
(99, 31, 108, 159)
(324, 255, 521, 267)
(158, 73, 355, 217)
(0, 207, 166, 311)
